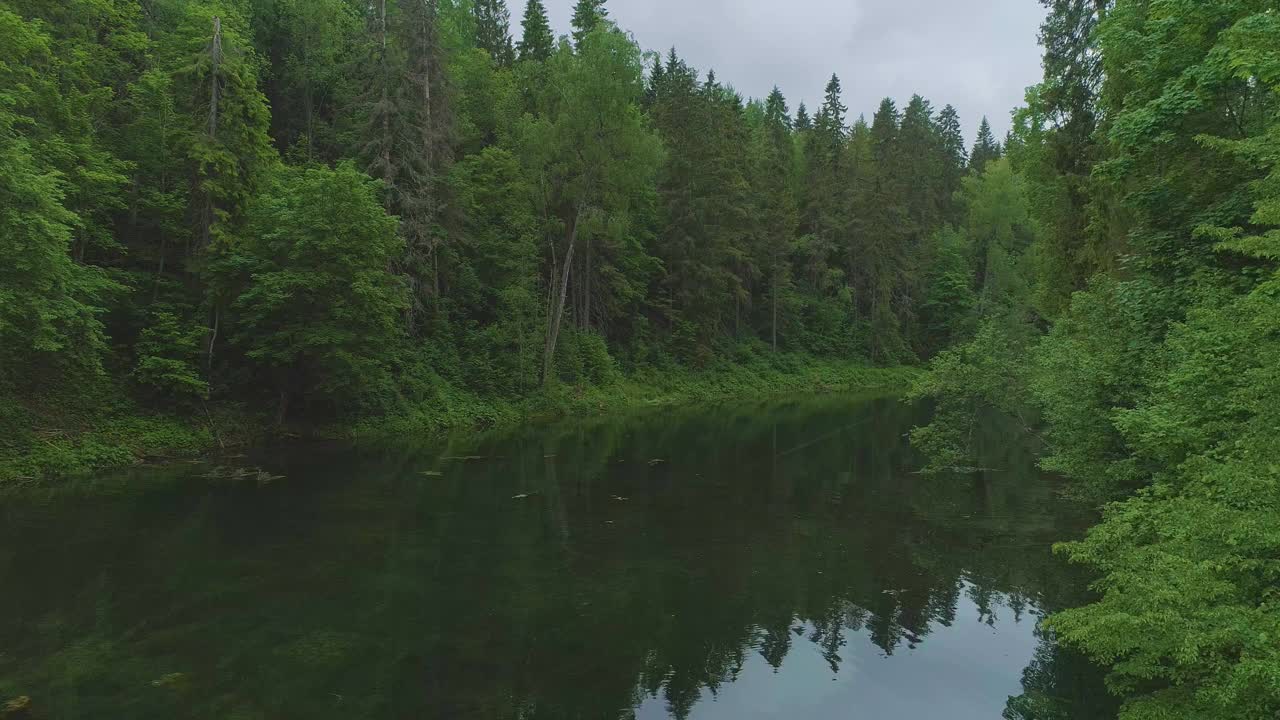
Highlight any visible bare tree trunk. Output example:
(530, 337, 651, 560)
(205, 306, 219, 373)
(543, 208, 581, 386)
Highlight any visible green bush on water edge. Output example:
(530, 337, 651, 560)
(0, 358, 919, 486)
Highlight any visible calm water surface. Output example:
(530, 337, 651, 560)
(1, 395, 1116, 719)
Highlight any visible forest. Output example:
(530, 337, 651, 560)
(0, 0, 990, 438)
(2, 0, 1279, 717)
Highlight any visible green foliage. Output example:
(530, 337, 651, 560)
(7, 0, 971, 481)
(211, 162, 407, 417)
(516, 0, 553, 63)
(0, 7, 118, 379)
(132, 309, 209, 402)
(939, 3, 1280, 718)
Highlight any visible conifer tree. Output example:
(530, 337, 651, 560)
(813, 74, 848, 168)
(935, 104, 968, 221)
(570, 0, 608, 47)
(969, 117, 1001, 173)
(795, 102, 812, 132)
(474, 0, 515, 66)
(758, 87, 799, 351)
(860, 97, 913, 363)
(516, 0, 553, 63)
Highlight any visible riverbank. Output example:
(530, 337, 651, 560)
(0, 358, 919, 485)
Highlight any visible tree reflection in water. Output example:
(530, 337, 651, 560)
(0, 395, 1116, 719)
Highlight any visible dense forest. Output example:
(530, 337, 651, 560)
(911, 1, 1280, 718)
(4, 0, 1280, 717)
(1, 0, 992, 440)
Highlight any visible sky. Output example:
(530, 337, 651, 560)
(536, 0, 1049, 143)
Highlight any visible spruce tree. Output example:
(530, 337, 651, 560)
(969, 117, 1001, 173)
(759, 87, 798, 351)
(814, 74, 848, 167)
(935, 104, 967, 221)
(571, 0, 608, 47)
(517, 0, 553, 63)
(795, 102, 811, 132)
(474, 0, 515, 66)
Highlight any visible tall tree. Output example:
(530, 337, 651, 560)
(756, 87, 799, 351)
(935, 104, 968, 221)
(519, 29, 660, 383)
(0, 6, 117, 379)
(570, 0, 608, 47)
(171, 7, 276, 369)
(211, 162, 407, 423)
(968, 117, 1001, 173)
(516, 0, 553, 62)
(474, 0, 515, 66)
(356, 0, 454, 332)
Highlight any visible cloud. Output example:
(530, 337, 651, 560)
(535, 0, 1047, 142)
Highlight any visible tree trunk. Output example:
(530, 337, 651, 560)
(205, 305, 219, 374)
(543, 208, 581, 386)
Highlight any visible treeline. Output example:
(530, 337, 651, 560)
(912, 2, 1280, 719)
(1, 0, 1007, 423)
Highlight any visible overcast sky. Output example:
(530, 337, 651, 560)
(536, 0, 1048, 143)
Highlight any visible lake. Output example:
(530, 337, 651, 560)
(0, 394, 1116, 719)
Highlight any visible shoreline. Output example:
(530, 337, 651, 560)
(2, 360, 920, 486)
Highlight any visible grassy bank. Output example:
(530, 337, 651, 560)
(1, 358, 919, 484)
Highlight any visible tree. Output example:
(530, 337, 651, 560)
(935, 104, 968, 222)
(0, 9, 115, 379)
(756, 87, 799, 351)
(570, 0, 608, 48)
(858, 97, 913, 363)
(448, 147, 542, 393)
(211, 162, 407, 422)
(474, 0, 515, 66)
(266, 0, 363, 160)
(354, 0, 453, 332)
(795, 102, 811, 132)
(969, 117, 1001, 173)
(516, 0, 553, 62)
(516, 29, 660, 383)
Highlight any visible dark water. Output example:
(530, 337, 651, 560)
(0, 395, 1116, 720)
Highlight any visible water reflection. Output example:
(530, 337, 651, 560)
(0, 396, 1114, 719)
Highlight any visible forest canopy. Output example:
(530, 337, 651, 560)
(0, 0, 1003, 426)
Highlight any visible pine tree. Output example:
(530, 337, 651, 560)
(474, 0, 515, 66)
(758, 87, 798, 351)
(813, 74, 848, 168)
(571, 0, 608, 47)
(795, 102, 811, 132)
(797, 74, 849, 297)
(397, 0, 454, 325)
(899, 95, 943, 235)
(935, 104, 967, 221)
(860, 97, 913, 363)
(969, 117, 1001, 173)
(356, 0, 454, 332)
(516, 0, 553, 63)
